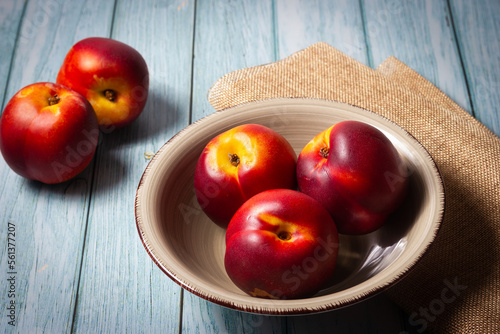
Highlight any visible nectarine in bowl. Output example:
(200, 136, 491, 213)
(135, 98, 444, 314)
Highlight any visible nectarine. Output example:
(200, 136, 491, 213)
(225, 189, 339, 299)
(194, 124, 297, 228)
(0, 82, 99, 184)
(297, 121, 409, 234)
(57, 37, 149, 130)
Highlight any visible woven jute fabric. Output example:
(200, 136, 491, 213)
(208, 42, 500, 333)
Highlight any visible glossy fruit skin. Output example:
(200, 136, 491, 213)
(56, 37, 149, 130)
(0, 82, 99, 184)
(225, 189, 339, 299)
(297, 121, 409, 235)
(194, 124, 297, 228)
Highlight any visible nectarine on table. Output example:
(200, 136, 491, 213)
(57, 37, 149, 130)
(0, 82, 99, 184)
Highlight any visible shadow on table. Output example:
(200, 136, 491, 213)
(212, 293, 427, 333)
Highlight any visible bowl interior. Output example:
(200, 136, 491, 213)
(135, 98, 444, 314)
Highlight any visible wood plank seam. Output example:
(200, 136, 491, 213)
(445, 0, 476, 118)
(0, 1, 28, 111)
(69, 1, 119, 332)
(359, 0, 374, 68)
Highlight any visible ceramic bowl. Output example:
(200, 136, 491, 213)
(135, 98, 444, 314)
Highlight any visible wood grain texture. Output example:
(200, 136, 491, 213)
(449, 0, 500, 135)
(0, 0, 27, 261)
(363, 0, 472, 114)
(0, 0, 25, 108)
(275, 0, 368, 64)
(190, 0, 276, 122)
(0, 0, 115, 332)
(181, 297, 284, 334)
(71, 0, 194, 333)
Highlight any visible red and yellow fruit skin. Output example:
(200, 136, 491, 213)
(297, 121, 409, 235)
(56, 37, 149, 130)
(0, 82, 99, 184)
(194, 124, 297, 228)
(225, 189, 339, 299)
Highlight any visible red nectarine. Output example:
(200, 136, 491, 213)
(297, 121, 409, 235)
(194, 124, 297, 228)
(225, 189, 339, 299)
(57, 37, 149, 130)
(0, 82, 99, 184)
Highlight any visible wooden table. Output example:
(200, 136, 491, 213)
(1, 0, 498, 333)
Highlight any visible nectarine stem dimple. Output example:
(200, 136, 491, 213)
(319, 147, 329, 158)
(278, 231, 292, 241)
(48, 95, 60, 106)
(228, 153, 240, 167)
(104, 89, 116, 102)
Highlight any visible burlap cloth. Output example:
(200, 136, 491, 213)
(207, 42, 500, 333)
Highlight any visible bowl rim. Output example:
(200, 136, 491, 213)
(135, 97, 445, 315)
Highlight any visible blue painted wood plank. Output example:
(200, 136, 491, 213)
(71, 0, 195, 333)
(182, 299, 286, 334)
(449, 0, 500, 136)
(0, 0, 28, 258)
(0, 0, 115, 332)
(190, 0, 276, 123)
(0, 0, 25, 108)
(275, 0, 369, 65)
(363, 0, 472, 115)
